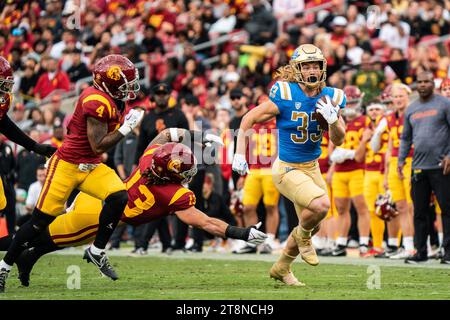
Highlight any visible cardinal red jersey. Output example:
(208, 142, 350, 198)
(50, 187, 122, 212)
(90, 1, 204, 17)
(335, 115, 366, 172)
(318, 131, 330, 173)
(0, 94, 11, 121)
(248, 118, 277, 169)
(365, 116, 389, 172)
(57, 87, 123, 164)
(121, 145, 196, 225)
(386, 111, 413, 158)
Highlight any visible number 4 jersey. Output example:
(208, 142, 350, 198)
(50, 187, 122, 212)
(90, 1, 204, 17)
(56, 87, 124, 164)
(269, 81, 346, 163)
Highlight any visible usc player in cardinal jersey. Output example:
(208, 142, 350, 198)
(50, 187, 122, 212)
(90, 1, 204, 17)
(354, 103, 389, 256)
(329, 86, 371, 257)
(0, 57, 56, 216)
(383, 83, 415, 259)
(5, 130, 267, 287)
(0, 55, 145, 291)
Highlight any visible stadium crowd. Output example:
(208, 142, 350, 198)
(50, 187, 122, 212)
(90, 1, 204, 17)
(1, 0, 450, 261)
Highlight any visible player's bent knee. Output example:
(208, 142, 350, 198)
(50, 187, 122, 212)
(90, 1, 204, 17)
(30, 208, 56, 232)
(310, 197, 330, 218)
(105, 190, 128, 211)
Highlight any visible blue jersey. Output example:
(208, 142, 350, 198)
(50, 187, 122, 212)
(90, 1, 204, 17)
(269, 81, 346, 163)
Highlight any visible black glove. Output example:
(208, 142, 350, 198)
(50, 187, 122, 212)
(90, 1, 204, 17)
(33, 143, 57, 158)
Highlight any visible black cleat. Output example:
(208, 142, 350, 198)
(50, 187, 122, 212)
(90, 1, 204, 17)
(0, 268, 10, 293)
(83, 248, 118, 281)
(16, 250, 33, 287)
(405, 253, 428, 264)
(440, 253, 450, 265)
(331, 245, 347, 257)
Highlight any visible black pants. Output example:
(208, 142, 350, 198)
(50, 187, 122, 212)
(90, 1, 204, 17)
(411, 169, 450, 257)
(134, 217, 172, 251)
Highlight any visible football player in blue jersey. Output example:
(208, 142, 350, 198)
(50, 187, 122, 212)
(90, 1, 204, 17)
(232, 44, 346, 286)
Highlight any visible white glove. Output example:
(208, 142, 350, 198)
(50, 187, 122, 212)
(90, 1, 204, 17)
(118, 109, 145, 136)
(373, 117, 388, 135)
(330, 147, 355, 163)
(246, 222, 268, 245)
(370, 118, 388, 153)
(204, 133, 224, 147)
(316, 95, 339, 125)
(232, 153, 249, 176)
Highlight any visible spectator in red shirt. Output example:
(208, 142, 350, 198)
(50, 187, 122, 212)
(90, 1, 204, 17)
(33, 56, 70, 101)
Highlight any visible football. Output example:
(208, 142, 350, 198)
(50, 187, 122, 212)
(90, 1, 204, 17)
(315, 95, 335, 130)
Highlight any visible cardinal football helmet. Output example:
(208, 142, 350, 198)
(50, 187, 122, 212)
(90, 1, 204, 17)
(375, 191, 398, 221)
(150, 142, 198, 185)
(93, 54, 140, 101)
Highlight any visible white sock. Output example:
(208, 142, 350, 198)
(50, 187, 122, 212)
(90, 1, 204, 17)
(326, 238, 336, 249)
(0, 260, 12, 271)
(336, 237, 347, 247)
(438, 233, 444, 247)
(404, 236, 414, 251)
(90, 244, 105, 255)
(267, 233, 275, 241)
(388, 238, 398, 247)
(312, 236, 326, 249)
(359, 236, 369, 247)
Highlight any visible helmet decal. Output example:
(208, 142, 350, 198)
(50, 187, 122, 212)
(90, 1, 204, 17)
(106, 65, 122, 81)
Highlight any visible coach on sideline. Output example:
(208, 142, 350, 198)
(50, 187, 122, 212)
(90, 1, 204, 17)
(398, 71, 450, 264)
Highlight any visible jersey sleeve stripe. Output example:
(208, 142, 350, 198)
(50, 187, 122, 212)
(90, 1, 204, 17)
(333, 89, 344, 106)
(279, 81, 292, 101)
(169, 188, 191, 206)
(82, 94, 113, 118)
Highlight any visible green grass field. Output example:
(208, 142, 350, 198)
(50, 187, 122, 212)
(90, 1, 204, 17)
(1, 250, 450, 300)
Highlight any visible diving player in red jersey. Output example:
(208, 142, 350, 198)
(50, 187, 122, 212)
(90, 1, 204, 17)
(0, 55, 145, 291)
(4, 129, 267, 287)
(0, 56, 56, 216)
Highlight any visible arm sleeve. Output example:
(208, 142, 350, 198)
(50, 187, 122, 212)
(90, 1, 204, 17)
(398, 112, 413, 165)
(0, 116, 37, 151)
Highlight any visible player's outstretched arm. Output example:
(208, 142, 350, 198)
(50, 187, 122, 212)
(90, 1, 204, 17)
(175, 207, 267, 245)
(235, 100, 279, 156)
(0, 115, 56, 157)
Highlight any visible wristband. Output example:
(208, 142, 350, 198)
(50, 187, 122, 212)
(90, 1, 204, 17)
(225, 225, 250, 240)
(118, 125, 131, 136)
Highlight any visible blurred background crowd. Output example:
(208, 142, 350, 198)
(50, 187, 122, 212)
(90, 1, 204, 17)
(1, 0, 450, 255)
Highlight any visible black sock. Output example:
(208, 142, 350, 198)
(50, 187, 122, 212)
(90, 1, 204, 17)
(3, 209, 54, 266)
(93, 190, 128, 249)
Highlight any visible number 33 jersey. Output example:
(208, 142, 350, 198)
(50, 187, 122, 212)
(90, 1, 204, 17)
(269, 81, 346, 163)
